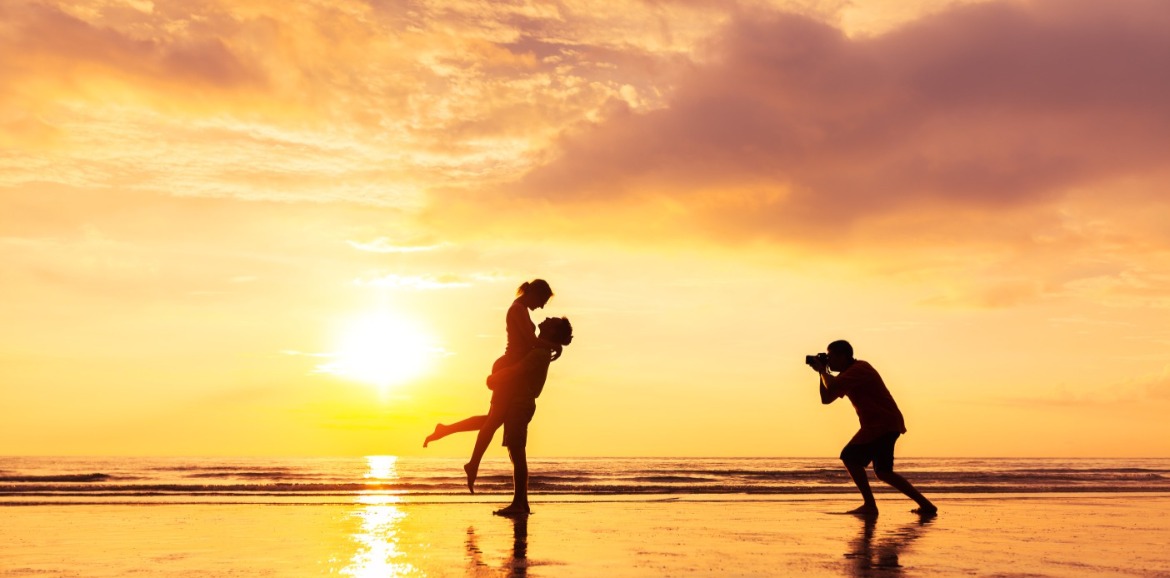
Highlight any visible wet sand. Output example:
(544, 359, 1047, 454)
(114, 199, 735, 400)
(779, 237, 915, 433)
(2, 494, 1169, 577)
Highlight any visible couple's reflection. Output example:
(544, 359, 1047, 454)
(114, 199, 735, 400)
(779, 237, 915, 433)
(465, 515, 529, 577)
(844, 514, 933, 577)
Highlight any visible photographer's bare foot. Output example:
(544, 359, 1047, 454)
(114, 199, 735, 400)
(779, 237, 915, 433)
(846, 504, 879, 517)
(493, 505, 530, 517)
(912, 505, 938, 517)
(464, 462, 477, 494)
(422, 424, 447, 448)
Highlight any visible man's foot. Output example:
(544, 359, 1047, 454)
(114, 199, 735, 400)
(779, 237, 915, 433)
(911, 504, 938, 517)
(464, 462, 478, 494)
(845, 504, 879, 517)
(493, 505, 531, 517)
(423, 424, 447, 448)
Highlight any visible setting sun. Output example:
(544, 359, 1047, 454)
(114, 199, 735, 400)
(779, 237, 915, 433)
(318, 312, 440, 391)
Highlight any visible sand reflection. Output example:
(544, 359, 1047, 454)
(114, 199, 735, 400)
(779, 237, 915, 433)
(844, 515, 933, 577)
(466, 516, 529, 577)
(342, 456, 416, 578)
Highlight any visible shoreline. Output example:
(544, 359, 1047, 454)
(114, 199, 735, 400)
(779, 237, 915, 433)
(4, 490, 1170, 506)
(2, 495, 1169, 576)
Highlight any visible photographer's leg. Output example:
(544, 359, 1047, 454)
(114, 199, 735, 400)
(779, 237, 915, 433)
(840, 443, 878, 515)
(871, 433, 937, 515)
(844, 460, 878, 515)
(874, 469, 936, 514)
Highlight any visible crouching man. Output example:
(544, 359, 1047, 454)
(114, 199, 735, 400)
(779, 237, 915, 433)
(809, 340, 937, 517)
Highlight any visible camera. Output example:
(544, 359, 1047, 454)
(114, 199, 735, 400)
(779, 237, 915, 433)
(805, 353, 827, 366)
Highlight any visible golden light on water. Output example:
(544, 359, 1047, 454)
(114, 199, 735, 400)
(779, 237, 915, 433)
(318, 312, 439, 392)
(363, 455, 398, 482)
(343, 457, 415, 578)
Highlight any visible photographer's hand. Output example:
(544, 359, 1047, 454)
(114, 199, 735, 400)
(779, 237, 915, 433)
(809, 357, 828, 374)
(816, 364, 838, 405)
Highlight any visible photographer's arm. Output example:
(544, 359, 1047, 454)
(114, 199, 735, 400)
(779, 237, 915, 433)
(818, 371, 838, 405)
(811, 358, 841, 404)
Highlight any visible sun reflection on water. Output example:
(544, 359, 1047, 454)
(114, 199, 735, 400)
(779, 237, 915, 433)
(364, 455, 398, 482)
(342, 456, 417, 578)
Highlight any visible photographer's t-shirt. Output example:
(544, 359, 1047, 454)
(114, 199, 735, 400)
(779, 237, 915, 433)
(827, 360, 907, 445)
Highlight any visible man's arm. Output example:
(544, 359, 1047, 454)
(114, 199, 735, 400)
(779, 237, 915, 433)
(507, 307, 563, 361)
(486, 347, 552, 390)
(818, 371, 839, 405)
(811, 358, 842, 404)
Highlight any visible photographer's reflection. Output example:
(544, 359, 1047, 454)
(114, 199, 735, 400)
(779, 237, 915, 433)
(464, 515, 530, 577)
(844, 514, 933, 577)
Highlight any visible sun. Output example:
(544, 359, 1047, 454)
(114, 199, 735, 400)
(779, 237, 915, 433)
(319, 312, 439, 390)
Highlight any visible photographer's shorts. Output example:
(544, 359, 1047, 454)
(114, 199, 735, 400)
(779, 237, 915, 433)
(502, 400, 537, 449)
(840, 432, 901, 472)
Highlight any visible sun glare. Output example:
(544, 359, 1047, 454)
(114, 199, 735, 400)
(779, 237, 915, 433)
(319, 312, 439, 390)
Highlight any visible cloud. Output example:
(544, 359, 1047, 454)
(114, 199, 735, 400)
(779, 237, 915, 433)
(0, 0, 718, 206)
(347, 238, 448, 254)
(990, 365, 1170, 408)
(354, 273, 473, 290)
(514, 0, 1170, 242)
(1, 1, 264, 91)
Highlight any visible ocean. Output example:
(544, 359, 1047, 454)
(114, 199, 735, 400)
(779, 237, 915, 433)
(3, 456, 1168, 505)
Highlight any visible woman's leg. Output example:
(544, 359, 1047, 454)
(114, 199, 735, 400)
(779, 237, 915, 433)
(464, 404, 508, 493)
(423, 415, 487, 447)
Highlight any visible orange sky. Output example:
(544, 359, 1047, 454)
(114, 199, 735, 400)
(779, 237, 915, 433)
(3, 0, 1170, 457)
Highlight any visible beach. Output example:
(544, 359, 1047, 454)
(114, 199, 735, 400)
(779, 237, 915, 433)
(4, 494, 1170, 577)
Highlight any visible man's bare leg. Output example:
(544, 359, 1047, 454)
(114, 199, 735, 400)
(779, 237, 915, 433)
(844, 461, 879, 515)
(423, 415, 487, 447)
(494, 445, 529, 517)
(875, 469, 937, 515)
(463, 407, 506, 493)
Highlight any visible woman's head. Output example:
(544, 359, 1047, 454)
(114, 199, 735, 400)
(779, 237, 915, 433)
(516, 279, 554, 309)
(537, 317, 573, 346)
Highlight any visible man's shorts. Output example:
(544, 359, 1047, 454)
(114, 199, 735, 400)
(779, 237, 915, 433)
(839, 432, 901, 472)
(501, 400, 537, 449)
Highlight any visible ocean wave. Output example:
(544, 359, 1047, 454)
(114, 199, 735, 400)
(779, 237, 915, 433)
(0, 474, 113, 483)
(2, 458, 1169, 500)
(183, 472, 324, 480)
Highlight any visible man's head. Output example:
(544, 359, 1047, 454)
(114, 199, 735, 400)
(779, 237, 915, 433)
(538, 317, 573, 346)
(826, 340, 854, 372)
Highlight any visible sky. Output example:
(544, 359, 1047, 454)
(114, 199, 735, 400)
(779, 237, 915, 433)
(3, 0, 1170, 457)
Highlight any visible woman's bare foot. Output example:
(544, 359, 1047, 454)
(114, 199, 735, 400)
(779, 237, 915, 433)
(423, 424, 448, 448)
(464, 462, 478, 494)
(846, 504, 879, 517)
(493, 505, 530, 517)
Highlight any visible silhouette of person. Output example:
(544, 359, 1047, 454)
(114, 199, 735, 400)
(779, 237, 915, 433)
(423, 280, 559, 479)
(488, 316, 572, 516)
(465, 516, 530, 577)
(809, 340, 937, 516)
(507, 515, 529, 576)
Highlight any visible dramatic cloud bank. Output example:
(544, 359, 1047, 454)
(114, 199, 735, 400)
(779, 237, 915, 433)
(0, 0, 715, 203)
(519, 0, 1170, 239)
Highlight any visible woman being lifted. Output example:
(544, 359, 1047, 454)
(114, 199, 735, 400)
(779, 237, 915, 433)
(423, 279, 561, 491)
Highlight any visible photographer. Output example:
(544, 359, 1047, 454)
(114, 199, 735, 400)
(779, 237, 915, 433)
(808, 340, 937, 516)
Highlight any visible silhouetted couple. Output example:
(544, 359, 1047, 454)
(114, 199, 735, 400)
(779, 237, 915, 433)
(424, 279, 572, 517)
(809, 340, 937, 517)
